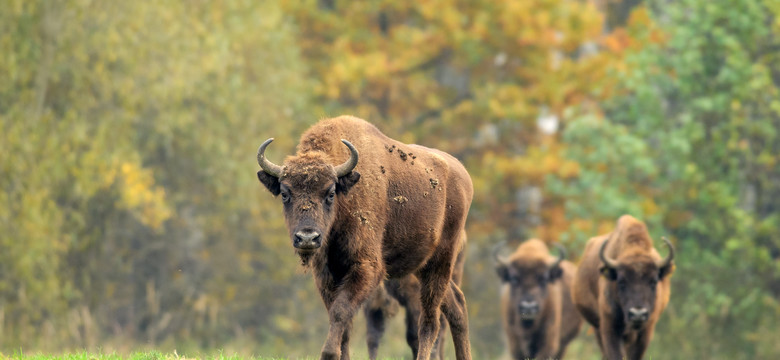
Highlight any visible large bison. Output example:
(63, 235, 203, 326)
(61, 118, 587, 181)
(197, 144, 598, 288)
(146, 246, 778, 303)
(494, 239, 582, 359)
(256, 116, 473, 360)
(572, 215, 675, 360)
(365, 245, 466, 360)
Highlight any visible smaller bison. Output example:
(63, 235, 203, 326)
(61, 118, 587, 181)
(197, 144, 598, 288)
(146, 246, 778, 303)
(572, 215, 675, 360)
(494, 239, 582, 359)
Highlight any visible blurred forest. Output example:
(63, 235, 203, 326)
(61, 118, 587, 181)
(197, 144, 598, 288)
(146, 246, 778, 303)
(1, 0, 779, 358)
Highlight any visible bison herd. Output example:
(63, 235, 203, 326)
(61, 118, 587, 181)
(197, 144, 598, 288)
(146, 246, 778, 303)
(256, 116, 675, 360)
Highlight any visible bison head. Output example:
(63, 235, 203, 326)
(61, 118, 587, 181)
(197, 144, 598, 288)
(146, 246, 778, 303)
(495, 241, 566, 328)
(256, 138, 361, 260)
(599, 237, 674, 330)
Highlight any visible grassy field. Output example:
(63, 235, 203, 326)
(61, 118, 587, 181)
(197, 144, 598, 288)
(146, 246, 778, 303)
(0, 351, 317, 360)
(0, 351, 410, 360)
(0, 312, 604, 360)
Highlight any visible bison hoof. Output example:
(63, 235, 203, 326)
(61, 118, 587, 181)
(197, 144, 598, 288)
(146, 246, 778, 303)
(320, 351, 339, 360)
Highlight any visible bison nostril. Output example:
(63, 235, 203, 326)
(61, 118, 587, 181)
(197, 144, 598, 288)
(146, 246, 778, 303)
(520, 301, 539, 312)
(628, 307, 649, 321)
(521, 300, 537, 307)
(294, 230, 321, 249)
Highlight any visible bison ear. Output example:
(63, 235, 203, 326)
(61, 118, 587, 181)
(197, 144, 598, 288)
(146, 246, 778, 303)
(336, 171, 361, 194)
(599, 265, 618, 281)
(495, 263, 510, 283)
(658, 262, 675, 280)
(548, 264, 563, 281)
(257, 171, 281, 196)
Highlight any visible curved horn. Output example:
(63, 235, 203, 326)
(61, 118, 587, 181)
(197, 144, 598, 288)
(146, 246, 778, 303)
(334, 139, 359, 177)
(257, 138, 283, 178)
(656, 236, 675, 268)
(599, 237, 619, 269)
(552, 244, 566, 268)
(492, 241, 509, 265)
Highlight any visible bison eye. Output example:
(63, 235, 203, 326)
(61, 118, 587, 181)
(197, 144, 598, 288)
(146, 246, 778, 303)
(326, 190, 336, 204)
(281, 192, 290, 203)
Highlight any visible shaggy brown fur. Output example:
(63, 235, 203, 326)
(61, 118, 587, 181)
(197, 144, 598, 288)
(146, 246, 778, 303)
(365, 242, 465, 360)
(495, 239, 581, 359)
(256, 116, 473, 360)
(572, 215, 675, 360)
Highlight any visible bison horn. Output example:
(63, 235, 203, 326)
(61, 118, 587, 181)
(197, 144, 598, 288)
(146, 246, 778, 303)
(599, 237, 619, 269)
(656, 236, 675, 268)
(257, 138, 283, 178)
(492, 241, 509, 265)
(334, 139, 359, 177)
(553, 244, 566, 268)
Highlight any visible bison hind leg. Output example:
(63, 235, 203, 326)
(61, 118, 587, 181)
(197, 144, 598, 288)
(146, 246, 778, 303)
(429, 314, 448, 360)
(416, 263, 452, 359)
(439, 280, 471, 360)
(364, 304, 385, 360)
(363, 284, 399, 360)
(405, 306, 420, 358)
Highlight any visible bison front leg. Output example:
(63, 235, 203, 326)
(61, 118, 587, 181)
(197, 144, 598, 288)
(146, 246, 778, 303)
(598, 316, 625, 360)
(320, 291, 359, 360)
(535, 306, 561, 359)
(339, 316, 353, 360)
(626, 325, 654, 360)
(321, 273, 380, 360)
(534, 336, 560, 359)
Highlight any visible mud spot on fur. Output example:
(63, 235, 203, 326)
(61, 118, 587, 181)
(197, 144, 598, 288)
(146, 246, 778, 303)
(430, 178, 439, 189)
(423, 192, 429, 198)
(385, 144, 396, 153)
(380, 165, 386, 174)
(410, 161, 414, 165)
(393, 195, 408, 204)
(425, 167, 433, 174)
(352, 211, 370, 226)
(398, 149, 408, 161)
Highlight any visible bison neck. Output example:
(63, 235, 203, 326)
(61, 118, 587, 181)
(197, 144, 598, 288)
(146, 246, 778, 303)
(324, 239, 355, 282)
(313, 225, 376, 284)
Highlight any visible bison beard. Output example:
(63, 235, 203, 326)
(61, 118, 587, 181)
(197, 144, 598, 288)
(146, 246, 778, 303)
(572, 215, 675, 360)
(256, 116, 473, 360)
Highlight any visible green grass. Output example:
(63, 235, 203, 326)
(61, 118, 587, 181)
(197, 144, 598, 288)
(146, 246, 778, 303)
(0, 351, 294, 360)
(0, 351, 405, 360)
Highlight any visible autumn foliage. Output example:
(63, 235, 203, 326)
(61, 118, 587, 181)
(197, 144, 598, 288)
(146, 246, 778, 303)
(1, 0, 779, 358)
